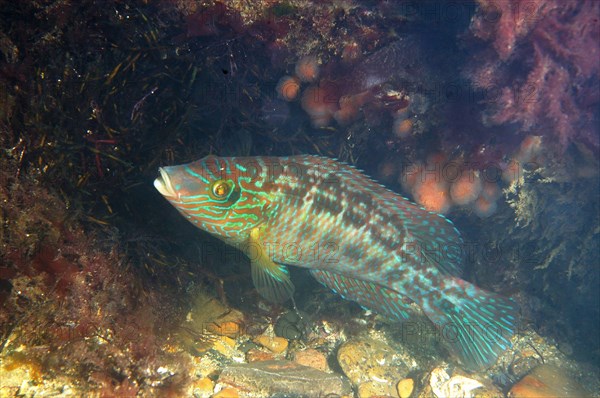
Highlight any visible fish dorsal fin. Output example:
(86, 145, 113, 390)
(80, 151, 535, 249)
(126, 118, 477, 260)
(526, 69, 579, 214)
(374, 184, 464, 277)
(248, 227, 295, 303)
(310, 269, 412, 321)
(399, 209, 464, 277)
(287, 155, 464, 276)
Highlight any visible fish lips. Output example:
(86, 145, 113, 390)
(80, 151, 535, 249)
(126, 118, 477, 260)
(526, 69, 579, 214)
(154, 167, 177, 199)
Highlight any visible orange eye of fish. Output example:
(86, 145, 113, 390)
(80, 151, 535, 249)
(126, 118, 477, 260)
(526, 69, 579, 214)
(211, 180, 231, 199)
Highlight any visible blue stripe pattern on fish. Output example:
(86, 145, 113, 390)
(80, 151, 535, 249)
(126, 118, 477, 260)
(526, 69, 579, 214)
(154, 155, 519, 369)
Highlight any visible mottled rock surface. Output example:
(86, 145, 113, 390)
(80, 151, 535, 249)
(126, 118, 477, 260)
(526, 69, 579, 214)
(337, 337, 413, 385)
(217, 360, 352, 397)
(253, 335, 288, 354)
(292, 348, 329, 372)
(508, 364, 591, 398)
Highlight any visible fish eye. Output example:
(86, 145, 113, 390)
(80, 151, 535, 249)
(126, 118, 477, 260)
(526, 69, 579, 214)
(211, 179, 232, 199)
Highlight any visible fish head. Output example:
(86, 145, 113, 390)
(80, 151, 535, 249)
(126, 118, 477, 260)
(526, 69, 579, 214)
(154, 155, 273, 239)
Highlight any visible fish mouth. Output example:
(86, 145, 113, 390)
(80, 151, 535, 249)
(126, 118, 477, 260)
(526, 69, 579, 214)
(154, 168, 177, 199)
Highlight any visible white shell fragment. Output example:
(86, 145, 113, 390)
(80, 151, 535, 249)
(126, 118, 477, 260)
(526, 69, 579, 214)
(430, 367, 483, 398)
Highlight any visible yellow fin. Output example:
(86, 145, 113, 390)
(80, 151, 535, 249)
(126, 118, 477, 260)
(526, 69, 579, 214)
(248, 227, 295, 303)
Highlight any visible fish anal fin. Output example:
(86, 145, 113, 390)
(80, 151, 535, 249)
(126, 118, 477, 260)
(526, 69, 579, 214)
(310, 269, 412, 321)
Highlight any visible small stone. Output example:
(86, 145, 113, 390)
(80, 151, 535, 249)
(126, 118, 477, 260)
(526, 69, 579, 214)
(209, 337, 245, 362)
(397, 378, 414, 398)
(337, 337, 410, 386)
(186, 293, 244, 337)
(17, 379, 39, 397)
(191, 377, 214, 398)
(473, 387, 505, 398)
(253, 335, 288, 354)
(221, 336, 236, 347)
(246, 348, 275, 362)
(207, 321, 243, 338)
(212, 337, 236, 356)
(1, 387, 18, 397)
(357, 381, 397, 398)
(292, 348, 328, 372)
(213, 387, 239, 398)
(508, 364, 590, 398)
(217, 360, 352, 397)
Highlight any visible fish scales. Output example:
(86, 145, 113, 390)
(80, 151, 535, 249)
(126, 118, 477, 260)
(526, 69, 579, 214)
(154, 155, 519, 370)
(264, 159, 413, 280)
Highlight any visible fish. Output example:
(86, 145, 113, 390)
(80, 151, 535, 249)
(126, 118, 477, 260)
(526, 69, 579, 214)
(154, 155, 518, 369)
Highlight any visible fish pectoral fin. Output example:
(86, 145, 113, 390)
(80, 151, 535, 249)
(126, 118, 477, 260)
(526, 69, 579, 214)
(250, 256, 295, 303)
(248, 227, 295, 303)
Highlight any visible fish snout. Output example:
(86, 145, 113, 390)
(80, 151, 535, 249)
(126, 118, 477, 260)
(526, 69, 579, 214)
(154, 168, 177, 199)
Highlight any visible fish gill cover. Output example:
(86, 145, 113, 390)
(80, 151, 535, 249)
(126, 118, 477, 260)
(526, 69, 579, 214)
(0, 0, 598, 396)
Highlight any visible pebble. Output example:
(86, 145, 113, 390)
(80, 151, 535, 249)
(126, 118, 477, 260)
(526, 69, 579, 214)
(397, 378, 414, 398)
(191, 377, 214, 398)
(217, 360, 352, 397)
(292, 348, 328, 372)
(246, 348, 275, 363)
(358, 380, 398, 398)
(253, 335, 288, 354)
(212, 336, 237, 356)
(337, 337, 410, 386)
(213, 387, 240, 398)
(186, 292, 244, 339)
(508, 364, 590, 398)
(207, 320, 244, 338)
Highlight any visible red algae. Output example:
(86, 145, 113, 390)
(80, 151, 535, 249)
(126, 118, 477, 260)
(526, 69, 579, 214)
(0, 155, 191, 395)
(467, 0, 600, 154)
(515, 135, 544, 165)
(184, 2, 243, 38)
(341, 41, 362, 64)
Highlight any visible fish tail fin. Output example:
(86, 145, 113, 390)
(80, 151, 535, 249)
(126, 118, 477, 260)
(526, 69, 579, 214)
(423, 278, 518, 370)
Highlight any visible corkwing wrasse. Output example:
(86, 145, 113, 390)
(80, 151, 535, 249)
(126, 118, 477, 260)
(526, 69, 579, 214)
(154, 155, 518, 369)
